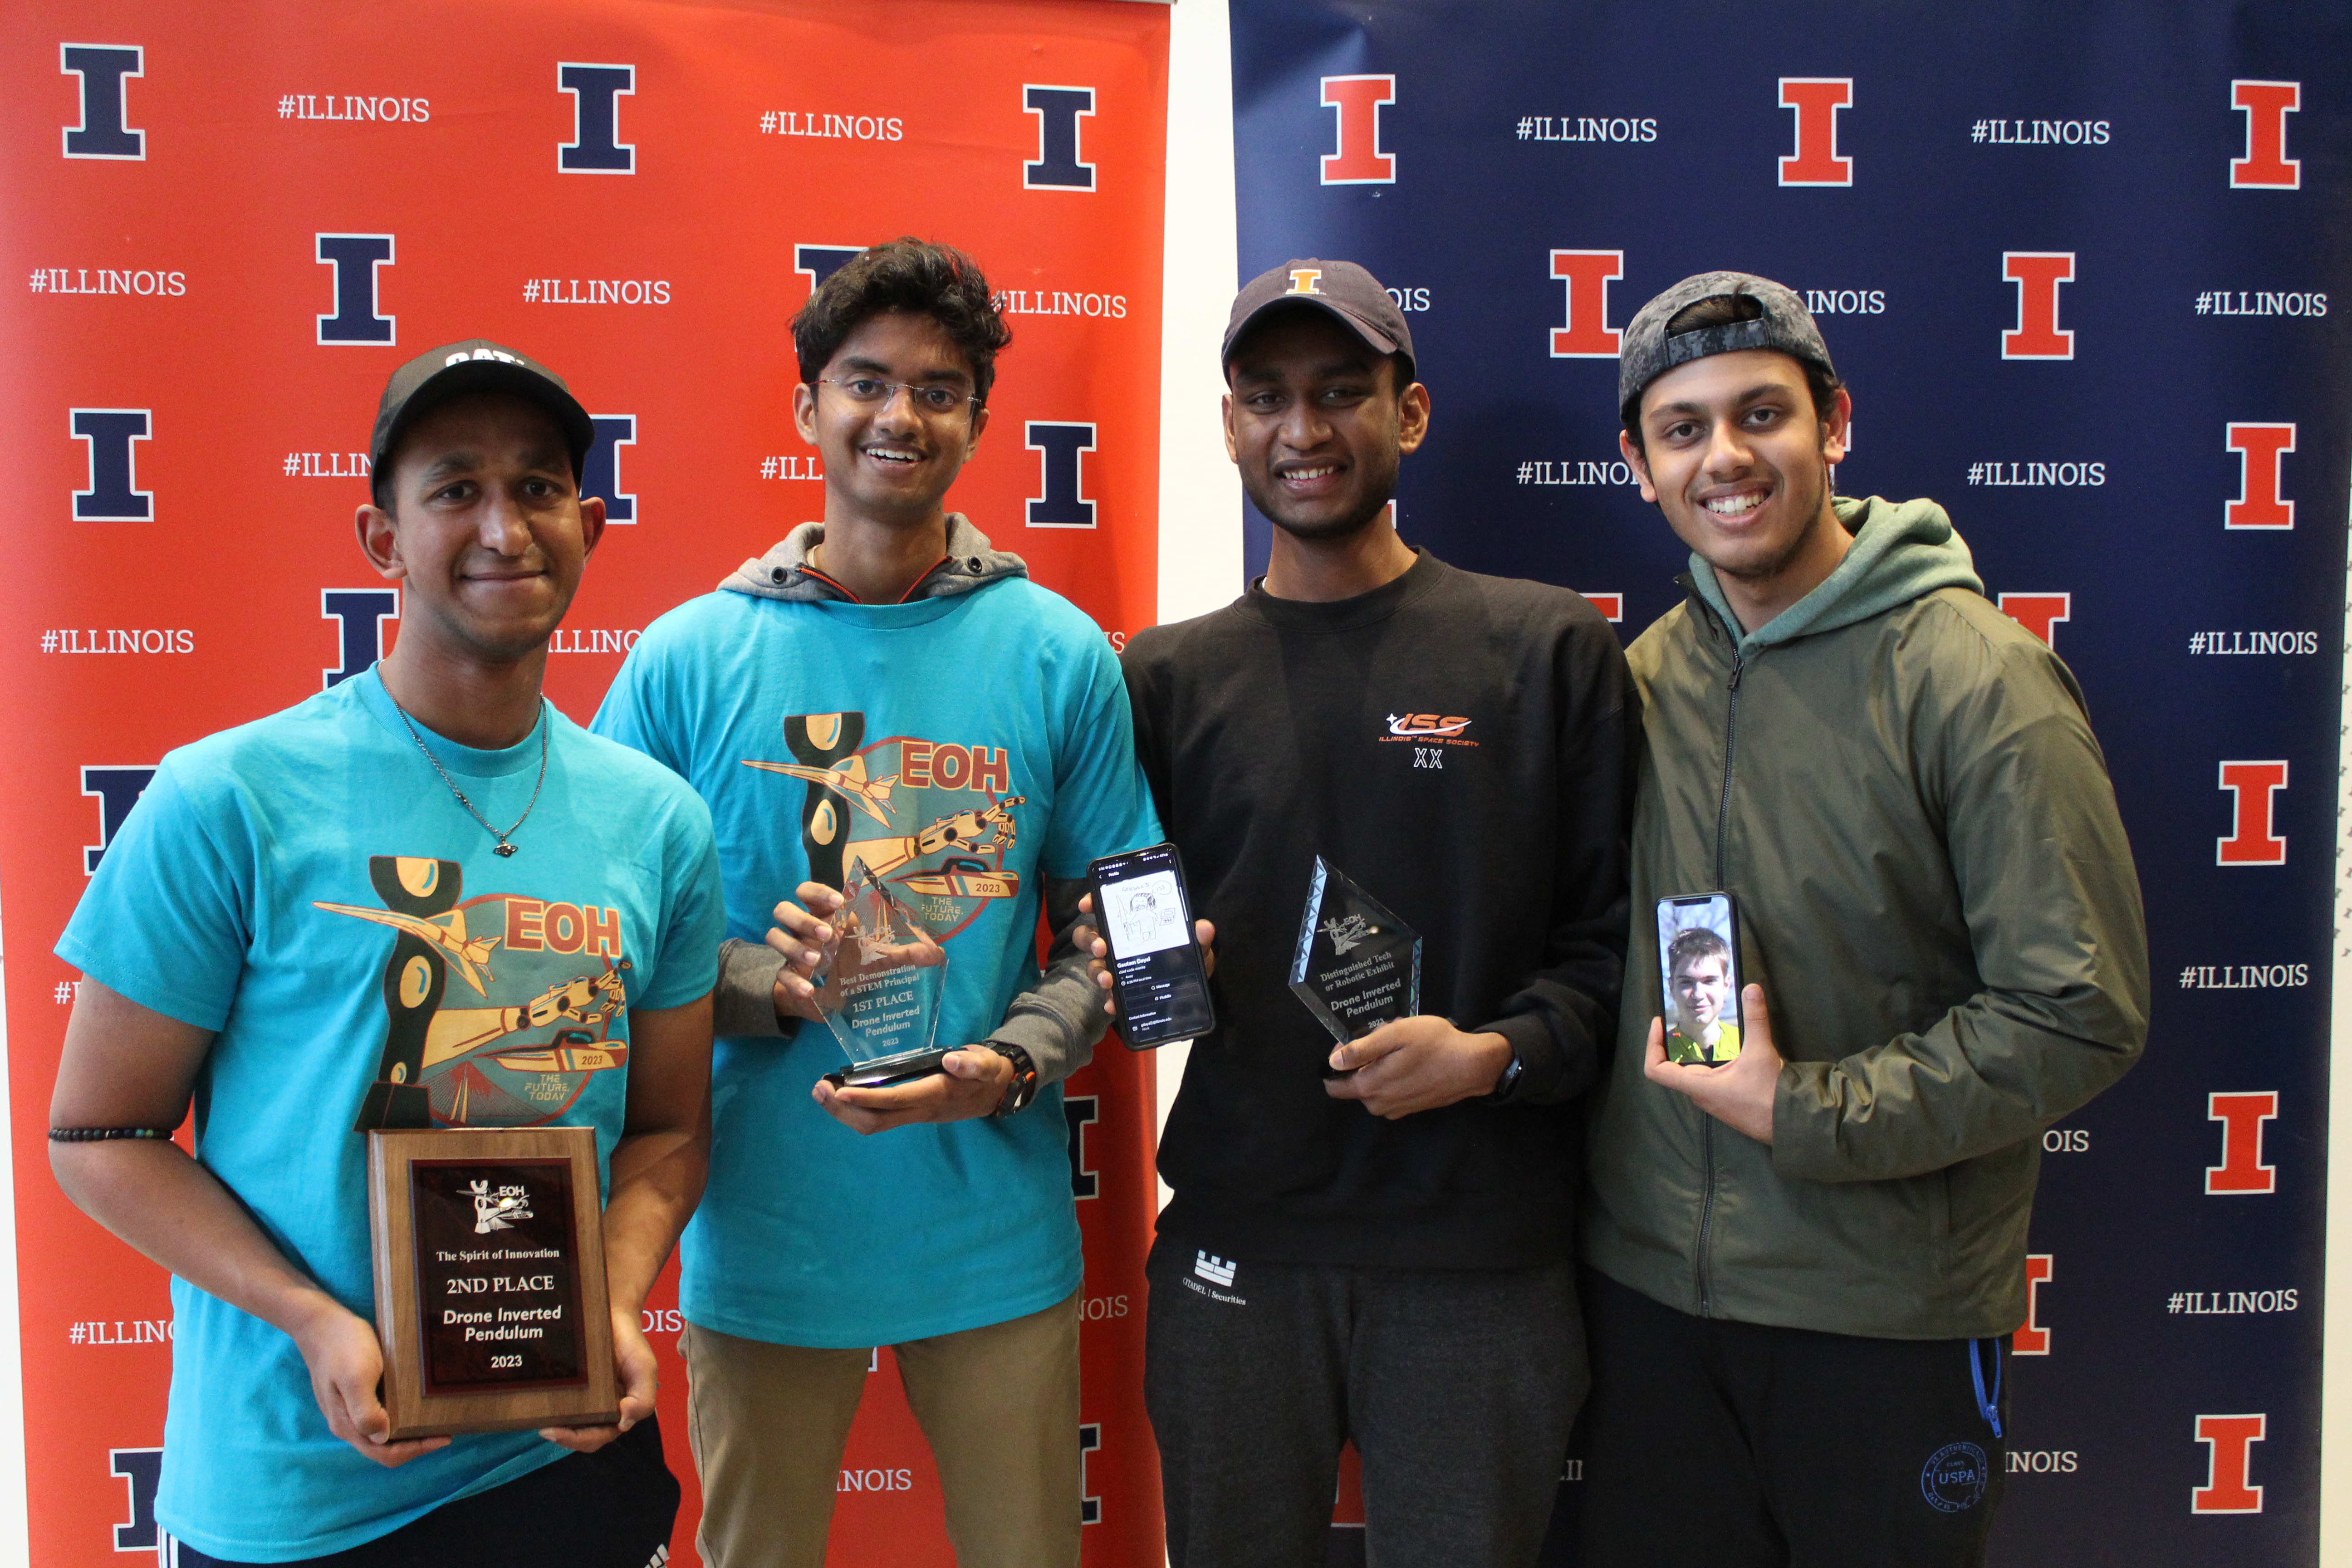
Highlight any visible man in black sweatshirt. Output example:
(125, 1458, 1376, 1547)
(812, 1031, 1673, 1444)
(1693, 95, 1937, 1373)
(1117, 259, 1634, 1567)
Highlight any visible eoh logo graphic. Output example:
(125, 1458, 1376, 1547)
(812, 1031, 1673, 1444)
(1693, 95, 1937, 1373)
(1550, 250, 1624, 358)
(1026, 422, 1097, 529)
(796, 243, 864, 298)
(2014, 1254, 2054, 1355)
(2230, 81, 2300, 189)
(1321, 913, 1369, 956)
(322, 588, 399, 689)
(467, 1178, 533, 1233)
(559, 63, 635, 173)
(1583, 593, 1624, 623)
(70, 407, 152, 520)
(2001, 252, 2075, 359)
(316, 234, 395, 345)
(1386, 713, 1471, 739)
(2206, 1091, 2278, 1195)
(1320, 74, 1396, 184)
(2215, 761, 2286, 866)
(585, 415, 637, 523)
(1023, 85, 1095, 190)
(61, 44, 142, 159)
(2225, 423, 2294, 529)
(1997, 592, 2070, 649)
(2192, 1414, 2265, 1513)
(1778, 78, 1853, 186)
(82, 765, 158, 874)
(1194, 1251, 1237, 1287)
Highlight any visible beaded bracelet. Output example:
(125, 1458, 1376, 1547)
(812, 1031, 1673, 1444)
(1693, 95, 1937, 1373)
(48, 1127, 176, 1142)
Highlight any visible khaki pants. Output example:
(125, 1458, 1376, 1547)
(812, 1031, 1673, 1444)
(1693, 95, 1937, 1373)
(683, 1291, 1081, 1568)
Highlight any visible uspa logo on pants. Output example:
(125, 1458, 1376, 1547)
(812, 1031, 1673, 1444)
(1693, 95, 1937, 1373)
(1920, 1442, 1990, 1512)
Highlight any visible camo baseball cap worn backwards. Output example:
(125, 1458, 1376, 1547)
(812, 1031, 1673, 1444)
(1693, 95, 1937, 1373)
(369, 339, 597, 498)
(1617, 271, 1837, 418)
(1223, 258, 1415, 385)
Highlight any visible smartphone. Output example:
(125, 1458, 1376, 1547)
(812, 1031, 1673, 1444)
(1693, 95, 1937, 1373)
(822, 1046, 950, 1091)
(1089, 843, 1216, 1049)
(1657, 892, 1744, 1068)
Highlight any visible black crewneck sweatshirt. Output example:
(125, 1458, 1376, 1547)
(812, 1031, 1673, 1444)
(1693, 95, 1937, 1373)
(1124, 550, 1634, 1269)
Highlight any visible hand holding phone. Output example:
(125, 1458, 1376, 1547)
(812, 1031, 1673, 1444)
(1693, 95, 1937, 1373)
(1088, 843, 1216, 1049)
(1658, 892, 1743, 1068)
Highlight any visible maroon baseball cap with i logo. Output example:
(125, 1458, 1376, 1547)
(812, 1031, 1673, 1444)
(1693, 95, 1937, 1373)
(1222, 258, 1416, 384)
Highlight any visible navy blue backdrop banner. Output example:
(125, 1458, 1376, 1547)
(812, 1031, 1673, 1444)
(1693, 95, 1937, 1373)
(1230, 4, 2351, 1563)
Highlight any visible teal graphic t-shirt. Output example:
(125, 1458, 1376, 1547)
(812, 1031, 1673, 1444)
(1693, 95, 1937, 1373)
(55, 668, 724, 1563)
(593, 576, 1160, 1346)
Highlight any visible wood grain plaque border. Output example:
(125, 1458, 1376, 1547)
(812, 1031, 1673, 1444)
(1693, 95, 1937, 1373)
(367, 1126, 619, 1439)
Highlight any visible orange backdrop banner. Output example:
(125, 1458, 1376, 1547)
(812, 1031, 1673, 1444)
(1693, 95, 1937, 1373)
(0, 1, 1170, 1561)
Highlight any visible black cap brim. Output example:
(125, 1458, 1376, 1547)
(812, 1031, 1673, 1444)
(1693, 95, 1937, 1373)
(370, 352, 596, 498)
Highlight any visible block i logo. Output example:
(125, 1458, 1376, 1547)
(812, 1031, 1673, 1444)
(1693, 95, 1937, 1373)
(322, 588, 399, 689)
(317, 234, 395, 345)
(1026, 423, 1097, 529)
(560, 63, 635, 173)
(61, 43, 142, 159)
(1024, 85, 1095, 190)
(71, 407, 152, 519)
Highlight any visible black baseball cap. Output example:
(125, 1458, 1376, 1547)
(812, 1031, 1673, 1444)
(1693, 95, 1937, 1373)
(368, 340, 597, 500)
(1617, 272, 1837, 420)
(1222, 258, 1415, 385)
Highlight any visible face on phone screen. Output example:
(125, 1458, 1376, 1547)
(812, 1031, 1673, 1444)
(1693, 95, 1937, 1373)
(1658, 894, 1742, 1066)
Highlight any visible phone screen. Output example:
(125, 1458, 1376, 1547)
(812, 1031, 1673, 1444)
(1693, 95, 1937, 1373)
(1091, 843, 1215, 1049)
(1657, 892, 1743, 1068)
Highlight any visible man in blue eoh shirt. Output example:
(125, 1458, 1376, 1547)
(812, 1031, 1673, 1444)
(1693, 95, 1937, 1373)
(52, 342, 725, 1567)
(595, 239, 1159, 1568)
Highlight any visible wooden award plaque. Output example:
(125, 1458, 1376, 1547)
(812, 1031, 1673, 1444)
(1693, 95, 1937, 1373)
(366, 1126, 619, 1439)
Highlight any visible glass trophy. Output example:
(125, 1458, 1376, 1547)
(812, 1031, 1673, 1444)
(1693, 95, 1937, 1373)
(1289, 857, 1421, 1066)
(813, 866, 949, 1087)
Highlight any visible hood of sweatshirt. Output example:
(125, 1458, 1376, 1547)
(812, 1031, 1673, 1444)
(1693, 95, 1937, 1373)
(1690, 494, 1984, 657)
(718, 513, 1029, 603)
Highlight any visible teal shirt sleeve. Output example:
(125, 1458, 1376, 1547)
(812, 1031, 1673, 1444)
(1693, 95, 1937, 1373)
(55, 757, 252, 1032)
(1040, 633, 1164, 877)
(636, 791, 726, 1011)
(591, 620, 687, 775)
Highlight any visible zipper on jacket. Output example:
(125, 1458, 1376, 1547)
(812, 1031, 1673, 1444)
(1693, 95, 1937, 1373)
(1695, 649, 1744, 1317)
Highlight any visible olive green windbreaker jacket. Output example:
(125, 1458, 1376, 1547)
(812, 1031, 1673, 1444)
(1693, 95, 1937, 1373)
(1582, 495, 2149, 1340)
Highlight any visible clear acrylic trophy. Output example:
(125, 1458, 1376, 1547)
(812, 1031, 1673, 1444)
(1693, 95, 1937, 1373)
(813, 867, 949, 1087)
(1289, 857, 1421, 1065)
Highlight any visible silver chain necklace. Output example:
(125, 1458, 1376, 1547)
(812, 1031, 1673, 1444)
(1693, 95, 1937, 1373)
(386, 691, 548, 858)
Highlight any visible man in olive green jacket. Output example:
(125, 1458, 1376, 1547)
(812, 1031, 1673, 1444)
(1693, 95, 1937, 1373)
(1574, 273, 2148, 1568)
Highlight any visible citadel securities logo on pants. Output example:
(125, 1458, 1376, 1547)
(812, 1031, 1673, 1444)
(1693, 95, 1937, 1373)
(1186, 1253, 1245, 1304)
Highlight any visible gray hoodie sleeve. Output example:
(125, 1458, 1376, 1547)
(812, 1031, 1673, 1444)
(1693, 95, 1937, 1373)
(712, 937, 796, 1039)
(982, 876, 1106, 1086)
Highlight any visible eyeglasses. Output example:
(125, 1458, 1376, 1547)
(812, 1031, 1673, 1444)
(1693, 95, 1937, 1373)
(817, 377, 980, 417)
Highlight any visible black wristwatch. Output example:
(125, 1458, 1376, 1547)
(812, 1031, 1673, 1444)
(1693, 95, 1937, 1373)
(990, 1043, 1040, 1116)
(1485, 1046, 1525, 1104)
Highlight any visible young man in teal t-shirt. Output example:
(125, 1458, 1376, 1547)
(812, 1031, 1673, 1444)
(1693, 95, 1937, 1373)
(594, 240, 1159, 1568)
(52, 343, 725, 1566)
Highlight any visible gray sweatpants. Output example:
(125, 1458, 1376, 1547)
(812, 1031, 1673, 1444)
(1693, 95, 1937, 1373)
(1144, 1238, 1584, 1568)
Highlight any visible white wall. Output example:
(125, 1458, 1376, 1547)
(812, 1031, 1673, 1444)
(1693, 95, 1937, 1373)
(1150, 0, 1240, 1198)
